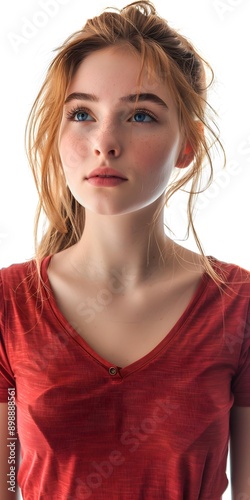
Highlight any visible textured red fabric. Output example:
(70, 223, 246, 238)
(0, 256, 250, 499)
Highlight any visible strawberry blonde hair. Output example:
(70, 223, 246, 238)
(26, 0, 225, 282)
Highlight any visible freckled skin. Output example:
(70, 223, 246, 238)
(59, 45, 184, 216)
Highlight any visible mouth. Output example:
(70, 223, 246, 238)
(86, 167, 127, 180)
(86, 171, 128, 187)
(93, 174, 122, 179)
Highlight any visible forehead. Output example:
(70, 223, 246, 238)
(67, 45, 170, 102)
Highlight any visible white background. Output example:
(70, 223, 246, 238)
(1, 1, 250, 498)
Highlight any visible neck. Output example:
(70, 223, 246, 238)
(69, 207, 173, 285)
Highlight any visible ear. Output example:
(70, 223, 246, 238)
(175, 141, 194, 169)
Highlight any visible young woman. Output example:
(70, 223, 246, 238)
(0, 1, 249, 499)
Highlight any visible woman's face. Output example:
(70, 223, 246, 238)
(59, 45, 184, 216)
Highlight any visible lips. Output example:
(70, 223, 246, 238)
(86, 167, 127, 180)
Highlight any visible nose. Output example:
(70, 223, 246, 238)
(92, 123, 122, 159)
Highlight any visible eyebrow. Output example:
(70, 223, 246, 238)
(65, 92, 98, 104)
(64, 92, 168, 109)
(121, 93, 168, 109)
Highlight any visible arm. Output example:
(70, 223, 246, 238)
(0, 402, 20, 500)
(230, 406, 250, 499)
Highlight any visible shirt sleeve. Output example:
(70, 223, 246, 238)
(231, 301, 250, 406)
(0, 272, 15, 402)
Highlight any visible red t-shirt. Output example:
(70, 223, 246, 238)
(0, 256, 250, 499)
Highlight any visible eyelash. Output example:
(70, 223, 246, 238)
(133, 109, 157, 122)
(65, 107, 157, 122)
(66, 107, 91, 121)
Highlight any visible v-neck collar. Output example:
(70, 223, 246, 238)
(41, 255, 210, 378)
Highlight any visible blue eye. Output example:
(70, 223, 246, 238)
(132, 112, 154, 123)
(74, 111, 91, 121)
(66, 108, 93, 122)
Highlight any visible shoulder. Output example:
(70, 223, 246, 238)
(204, 257, 250, 349)
(172, 244, 250, 298)
(208, 256, 250, 295)
(1, 259, 35, 278)
(0, 258, 50, 302)
(210, 255, 250, 278)
(0, 260, 35, 295)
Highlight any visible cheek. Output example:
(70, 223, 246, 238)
(59, 130, 89, 170)
(132, 135, 179, 175)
